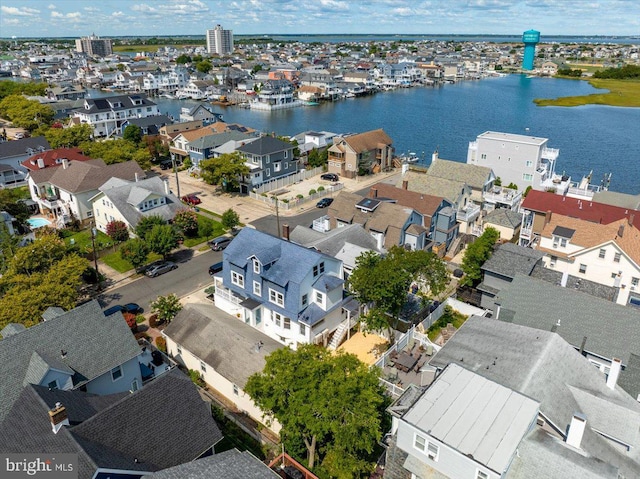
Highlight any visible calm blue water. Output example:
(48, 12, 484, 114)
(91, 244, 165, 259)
(92, 75, 640, 193)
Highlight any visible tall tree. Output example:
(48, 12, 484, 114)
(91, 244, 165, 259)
(245, 345, 387, 477)
(460, 227, 499, 286)
(199, 152, 249, 191)
(146, 224, 180, 258)
(348, 246, 448, 338)
(123, 124, 142, 145)
(221, 208, 239, 231)
(80, 138, 152, 169)
(106, 220, 130, 243)
(135, 215, 166, 239)
(173, 209, 198, 237)
(0, 95, 54, 131)
(44, 124, 93, 148)
(119, 238, 149, 272)
(150, 293, 182, 323)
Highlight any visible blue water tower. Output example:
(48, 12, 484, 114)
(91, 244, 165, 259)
(522, 29, 540, 71)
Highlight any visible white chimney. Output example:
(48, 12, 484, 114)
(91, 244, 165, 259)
(48, 402, 69, 434)
(494, 302, 501, 319)
(62, 158, 69, 169)
(432, 150, 439, 163)
(566, 413, 586, 449)
(164, 179, 170, 195)
(135, 172, 139, 182)
(37, 157, 45, 169)
(606, 358, 622, 390)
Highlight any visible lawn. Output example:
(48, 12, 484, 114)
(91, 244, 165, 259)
(182, 214, 225, 248)
(101, 249, 163, 274)
(427, 306, 468, 342)
(534, 79, 640, 108)
(62, 229, 112, 253)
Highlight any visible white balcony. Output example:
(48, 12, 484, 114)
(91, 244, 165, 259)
(483, 186, 522, 209)
(541, 147, 559, 161)
(457, 204, 481, 223)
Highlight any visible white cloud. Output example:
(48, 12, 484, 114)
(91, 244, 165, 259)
(48, 4, 56, 9)
(112, 11, 125, 17)
(50, 11, 63, 18)
(0, 5, 40, 16)
(50, 10, 82, 21)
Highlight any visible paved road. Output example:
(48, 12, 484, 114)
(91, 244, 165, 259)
(97, 249, 222, 314)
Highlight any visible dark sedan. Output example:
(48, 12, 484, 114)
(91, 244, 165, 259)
(104, 303, 141, 316)
(316, 197, 334, 208)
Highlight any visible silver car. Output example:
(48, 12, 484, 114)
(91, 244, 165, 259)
(145, 261, 177, 277)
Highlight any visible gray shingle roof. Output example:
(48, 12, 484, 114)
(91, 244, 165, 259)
(188, 131, 254, 150)
(397, 171, 469, 205)
(481, 243, 543, 279)
(430, 316, 640, 478)
(0, 369, 222, 479)
(0, 322, 26, 337)
(163, 304, 282, 388)
(496, 274, 640, 365)
(141, 449, 279, 479)
(23, 350, 74, 387)
(427, 157, 492, 190)
(75, 94, 157, 114)
(0, 136, 50, 159)
(483, 208, 522, 229)
(237, 135, 293, 155)
(0, 300, 141, 423)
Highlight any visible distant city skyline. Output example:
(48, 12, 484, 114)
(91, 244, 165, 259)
(1, 0, 639, 38)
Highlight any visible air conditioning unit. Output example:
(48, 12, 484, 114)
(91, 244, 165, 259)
(631, 286, 636, 292)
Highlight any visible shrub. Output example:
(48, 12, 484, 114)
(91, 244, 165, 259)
(317, 186, 325, 192)
(135, 314, 146, 324)
(106, 220, 129, 243)
(155, 336, 167, 353)
(173, 209, 199, 237)
(296, 194, 304, 199)
(134, 331, 150, 341)
(221, 208, 240, 230)
(189, 369, 205, 387)
(149, 314, 159, 328)
(281, 198, 289, 203)
(123, 312, 137, 330)
(309, 189, 317, 195)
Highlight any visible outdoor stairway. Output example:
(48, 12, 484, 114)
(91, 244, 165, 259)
(328, 321, 348, 350)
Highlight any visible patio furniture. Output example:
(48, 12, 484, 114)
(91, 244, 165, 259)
(395, 351, 419, 373)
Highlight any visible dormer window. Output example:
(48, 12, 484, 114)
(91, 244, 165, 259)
(253, 259, 260, 274)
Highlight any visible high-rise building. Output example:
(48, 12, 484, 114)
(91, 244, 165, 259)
(522, 29, 540, 71)
(75, 34, 113, 57)
(206, 25, 234, 55)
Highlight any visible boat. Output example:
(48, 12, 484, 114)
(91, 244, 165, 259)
(302, 101, 320, 106)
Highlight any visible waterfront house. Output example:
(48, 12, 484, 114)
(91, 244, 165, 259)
(163, 304, 283, 434)
(0, 369, 222, 479)
(213, 228, 351, 350)
(236, 135, 298, 193)
(327, 128, 394, 179)
(250, 79, 298, 110)
(120, 115, 172, 137)
(28, 159, 144, 226)
(71, 94, 161, 138)
(90, 176, 182, 236)
(178, 104, 223, 125)
(187, 131, 256, 166)
(159, 119, 204, 146)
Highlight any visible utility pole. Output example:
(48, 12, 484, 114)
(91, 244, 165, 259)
(171, 153, 181, 198)
(273, 196, 281, 238)
(90, 221, 101, 291)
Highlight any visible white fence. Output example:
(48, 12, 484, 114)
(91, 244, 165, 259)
(252, 167, 324, 194)
(249, 182, 344, 211)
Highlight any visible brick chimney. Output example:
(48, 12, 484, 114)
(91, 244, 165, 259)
(402, 180, 408, 190)
(566, 413, 586, 449)
(629, 214, 635, 227)
(370, 187, 378, 198)
(48, 402, 69, 434)
(606, 358, 622, 390)
(282, 224, 290, 241)
(618, 224, 625, 238)
(544, 210, 552, 227)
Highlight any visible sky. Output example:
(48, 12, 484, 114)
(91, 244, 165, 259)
(0, 0, 639, 38)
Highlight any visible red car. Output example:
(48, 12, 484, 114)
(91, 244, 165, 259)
(181, 194, 201, 205)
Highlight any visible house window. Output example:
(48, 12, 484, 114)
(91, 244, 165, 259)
(476, 471, 489, 479)
(560, 238, 567, 248)
(300, 323, 306, 335)
(233, 384, 239, 395)
(525, 160, 533, 167)
(302, 294, 308, 307)
(414, 433, 426, 452)
(313, 265, 319, 276)
(523, 173, 533, 181)
(269, 289, 284, 307)
(612, 272, 618, 279)
(599, 249, 606, 259)
(266, 154, 270, 163)
(284, 317, 291, 330)
(632, 277, 639, 287)
(200, 361, 207, 373)
(274, 162, 281, 172)
(253, 281, 261, 296)
(47, 380, 58, 390)
(284, 150, 288, 159)
(274, 312, 282, 327)
(481, 154, 486, 159)
(579, 264, 587, 274)
(316, 291, 323, 303)
(252, 156, 259, 164)
(614, 252, 621, 263)
(111, 365, 123, 381)
(86, 211, 93, 217)
(320, 262, 325, 274)
(177, 344, 182, 354)
(231, 271, 244, 287)
(253, 259, 260, 274)
(131, 379, 139, 392)
(427, 442, 439, 461)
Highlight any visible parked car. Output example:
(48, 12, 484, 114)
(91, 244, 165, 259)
(159, 159, 177, 170)
(145, 261, 177, 277)
(321, 173, 339, 182)
(208, 236, 232, 251)
(316, 197, 334, 208)
(181, 194, 201, 205)
(104, 303, 141, 317)
(209, 262, 223, 276)
(14, 132, 25, 140)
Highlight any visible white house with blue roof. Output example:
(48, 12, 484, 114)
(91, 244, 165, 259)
(214, 228, 351, 349)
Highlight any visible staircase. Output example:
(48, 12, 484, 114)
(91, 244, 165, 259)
(328, 321, 349, 350)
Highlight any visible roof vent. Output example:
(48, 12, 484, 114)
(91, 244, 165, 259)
(61, 349, 67, 359)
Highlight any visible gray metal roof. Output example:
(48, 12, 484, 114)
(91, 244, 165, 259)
(429, 316, 640, 478)
(481, 243, 543, 279)
(496, 274, 640, 364)
(141, 449, 279, 479)
(404, 363, 539, 474)
(0, 300, 142, 423)
(163, 304, 283, 388)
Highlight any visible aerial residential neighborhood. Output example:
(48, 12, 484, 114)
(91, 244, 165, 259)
(1, 5, 640, 478)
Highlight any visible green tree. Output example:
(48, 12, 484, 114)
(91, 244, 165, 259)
(0, 81, 47, 100)
(0, 223, 20, 274)
(307, 148, 328, 168)
(199, 152, 249, 191)
(460, 227, 500, 287)
(135, 215, 166, 239)
(175, 54, 192, 64)
(8, 232, 68, 276)
(80, 138, 152, 169)
(0, 95, 54, 131)
(123, 124, 142, 144)
(245, 345, 387, 476)
(0, 188, 30, 228)
(150, 293, 182, 323)
(196, 59, 213, 73)
(106, 220, 130, 243)
(173, 209, 198, 237)
(44, 124, 93, 148)
(221, 208, 240, 231)
(119, 238, 150, 272)
(348, 247, 448, 339)
(146, 224, 180, 258)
